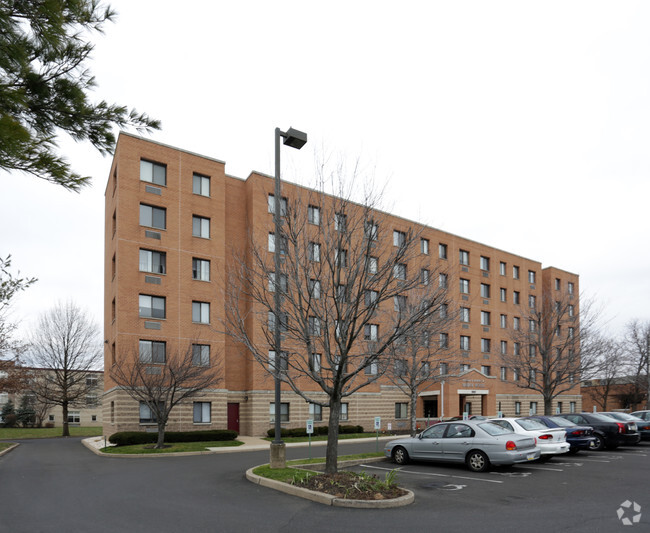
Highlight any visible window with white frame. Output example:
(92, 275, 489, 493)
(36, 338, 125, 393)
(192, 344, 210, 366)
(192, 258, 210, 281)
(269, 402, 289, 423)
(528, 270, 536, 284)
(267, 194, 288, 215)
(515, 401, 521, 415)
(570, 401, 576, 413)
(193, 402, 211, 423)
(500, 288, 506, 302)
(86, 375, 98, 387)
(529, 402, 537, 415)
(500, 340, 507, 355)
(421, 238, 429, 255)
(500, 261, 506, 276)
(500, 314, 507, 328)
(439, 243, 448, 259)
(192, 173, 210, 196)
(568, 281, 574, 295)
(67, 411, 80, 424)
(308, 205, 320, 225)
(192, 215, 210, 238)
(460, 335, 470, 351)
(395, 403, 408, 419)
(139, 204, 166, 230)
(460, 307, 470, 323)
(460, 278, 470, 294)
(192, 301, 210, 324)
(309, 403, 322, 421)
(340, 403, 348, 421)
(393, 230, 406, 247)
(480, 256, 490, 271)
(139, 340, 166, 363)
(500, 367, 507, 381)
(140, 159, 166, 186)
(139, 249, 166, 274)
(139, 294, 165, 319)
(459, 249, 469, 266)
(364, 324, 379, 341)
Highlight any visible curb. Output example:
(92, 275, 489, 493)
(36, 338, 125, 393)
(246, 460, 414, 508)
(81, 437, 246, 458)
(0, 443, 19, 457)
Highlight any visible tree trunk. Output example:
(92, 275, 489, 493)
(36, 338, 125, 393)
(324, 398, 341, 474)
(61, 401, 69, 437)
(156, 421, 166, 449)
(410, 389, 417, 437)
(543, 396, 553, 416)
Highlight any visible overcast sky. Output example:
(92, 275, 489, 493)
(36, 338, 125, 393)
(1, 1, 649, 346)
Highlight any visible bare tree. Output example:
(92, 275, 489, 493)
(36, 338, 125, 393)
(624, 320, 650, 409)
(499, 292, 601, 415)
(583, 336, 627, 411)
(384, 285, 455, 436)
(27, 301, 102, 436)
(0, 255, 36, 360)
(110, 340, 221, 449)
(224, 165, 445, 473)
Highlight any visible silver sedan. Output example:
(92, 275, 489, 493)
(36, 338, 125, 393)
(384, 420, 540, 472)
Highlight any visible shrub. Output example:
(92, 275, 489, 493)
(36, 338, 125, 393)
(109, 429, 238, 446)
(266, 425, 364, 438)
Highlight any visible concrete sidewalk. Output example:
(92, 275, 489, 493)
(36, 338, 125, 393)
(82, 434, 398, 455)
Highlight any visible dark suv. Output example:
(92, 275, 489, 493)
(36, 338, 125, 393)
(561, 413, 640, 450)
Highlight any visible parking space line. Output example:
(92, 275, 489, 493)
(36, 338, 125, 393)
(357, 464, 504, 484)
(516, 465, 564, 472)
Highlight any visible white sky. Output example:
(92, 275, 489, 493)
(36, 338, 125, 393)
(1, 0, 649, 346)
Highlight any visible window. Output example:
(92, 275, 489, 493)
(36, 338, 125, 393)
(269, 402, 289, 423)
(500, 340, 508, 355)
(460, 335, 470, 351)
(529, 369, 536, 382)
(529, 295, 536, 308)
(393, 230, 406, 247)
(439, 243, 448, 259)
(192, 344, 210, 366)
(192, 173, 210, 196)
(513, 368, 520, 381)
(439, 333, 449, 348)
(335, 212, 347, 232)
(438, 362, 448, 375)
(555, 278, 561, 290)
(308, 242, 320, 262)
(481, 339, 491, 353)
(67, 411, 80, 424)
(139, 249, 166, 274)
(500, 288, 506, 302)
(364, 220, 378, 241)
(438, 273, 448, 288)
(309, 279, 321, 299)
(568, 282, 575, 295)
(268, 311, 288, 332)
(460, 307, 470, 323)
(513, 317, 520, 330)
(139, 340, 166, 363)
(48, 414, 55, 422)
(268, 272, 288, 293)
(364, 290, 378, 307)
(140, 159, 166, 186)
(513, 265, 520, 279)
(395, 359, 408, 376)
(268, 350, 288, 373)
(193, 402, 211, 423)
(139, 295, 165, 319)
(267, 194, 288, 215)
(111, 253, 116, 278)
(192, 258, 210, 281)
(568, 327, 575, 339)
(394, 263, 407, 280)
(529, 319, 536, 332)
(480, 283, 490, 298)
(340, 403, 349, 421)
(139, 402, 160, 424)
(515, 401, 521, 415)
(308, 205, 320, 225)
(421, 268, 430, 285)
(192, 301, 210, 324)
(140, 204, 166, 230)
(500, 314, 507, 328)
(395, 403, 408, 419)
(480, 256, 490, 271)
(570, 401, 576, 413)
(480, 311, 491, 326)
(309, 403, 322, 422)
(335, 248, 347, 268)
(460, 278, 470, 294)
(86, 394, 97, 406)
(367, 256, 378, 274)
(421, 238, 429, 255)
(460, 363, 470, 372)
(439, 303, 448, 319)
(310, 353, 321, 373)
(86, 375, 98, 387)
(513, 342, 520, 355)
(309, 316, 321, 336)
(192, 215, 210, 238)
(481, 365, 491, 375)
(529, 402, 538, 415)
(268, 233, 287, 254)
(557, 402, 563, 413)
(364, 359, 378, 375)
(513, 291, 520, 305)
(499, 262, 506, 276)
(568, 304, 575, 317)
(364, 324, 378, 341)
(500, 367, 507, 381)
(459, 249, 469, 266)
(394, 295, 407, 312)
(528, 270, 536, 284)
(529, 344, 537, 357)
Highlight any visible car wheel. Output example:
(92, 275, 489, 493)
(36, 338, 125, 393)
(589, 434, 605, 451)
(393, 446, 409, 465)
(466, 450, 490, 472)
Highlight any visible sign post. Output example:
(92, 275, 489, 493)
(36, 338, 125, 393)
(306, 419, 314, 459)
(374, 417, 381, 452)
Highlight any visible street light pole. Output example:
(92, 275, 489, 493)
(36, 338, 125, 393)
(270, 126, 307, 469)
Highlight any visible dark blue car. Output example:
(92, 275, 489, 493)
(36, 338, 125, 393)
(527, 416, 596, 453)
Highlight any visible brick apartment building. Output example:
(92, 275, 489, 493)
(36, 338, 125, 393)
(103, 133, 582, 437)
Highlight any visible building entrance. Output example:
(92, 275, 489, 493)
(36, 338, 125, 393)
(423, 398, 438, 418)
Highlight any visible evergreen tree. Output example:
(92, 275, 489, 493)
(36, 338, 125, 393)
(0, 1, 160, 191)
(1, 399, 16, 427)
(16, 395, 36, 427)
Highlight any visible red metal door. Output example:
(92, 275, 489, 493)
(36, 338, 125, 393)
(227, 403, 240, 433)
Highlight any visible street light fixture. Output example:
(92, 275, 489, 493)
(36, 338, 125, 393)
(270, 126, 307, 469)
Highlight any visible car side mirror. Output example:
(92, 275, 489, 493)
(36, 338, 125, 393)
(418, 433, 423, 439)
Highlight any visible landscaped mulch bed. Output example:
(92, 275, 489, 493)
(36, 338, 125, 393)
(295, 472, 408, 500)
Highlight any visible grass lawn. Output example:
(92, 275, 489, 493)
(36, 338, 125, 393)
(0, 442, 14, 452)
(0, 427, 103, 440)
(101, 440, 244, 454)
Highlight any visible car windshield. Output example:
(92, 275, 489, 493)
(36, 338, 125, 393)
(547, 416, 576, 427)
(479, 422, 512, 436)
(589, 413, 619, 422)
(515, 418, 547, 430)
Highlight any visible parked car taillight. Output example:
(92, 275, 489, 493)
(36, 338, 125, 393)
(506, 441, 517, 451)
(538, 434, 553, 440)
(616, 423, 625, 434)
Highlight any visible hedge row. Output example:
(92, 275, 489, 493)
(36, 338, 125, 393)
(266, 425, 364, 438)
(109, 429, 238, 446)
